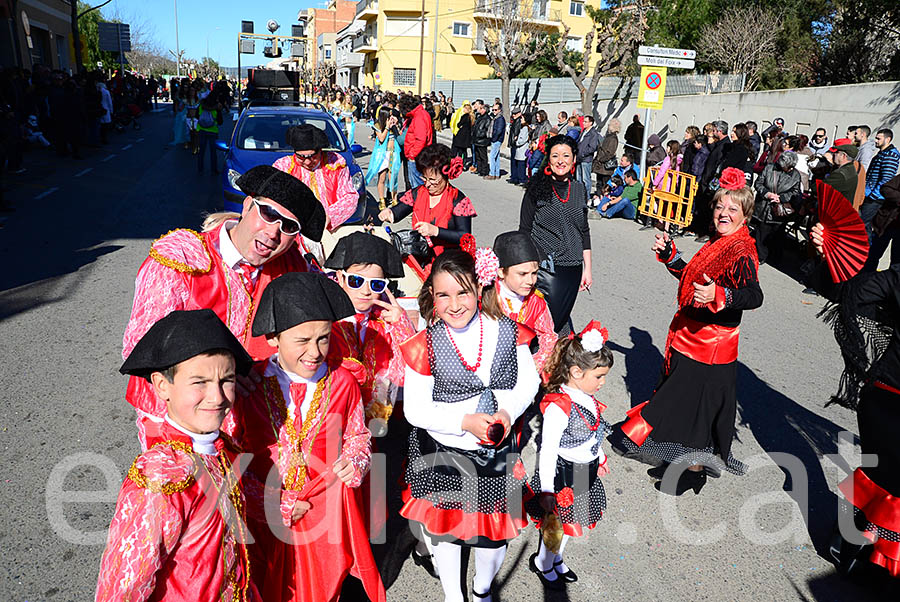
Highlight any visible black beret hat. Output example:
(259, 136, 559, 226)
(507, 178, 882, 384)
(251, 272, 355, 337)
(235, 165, 327, 242)
(120, 309, 252, 379)
(286, 124, 330, 151)
(493, 231, 541, 268)
(323, 232, 405, 278)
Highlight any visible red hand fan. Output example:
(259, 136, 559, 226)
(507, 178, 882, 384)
(816, 180, 869, 282)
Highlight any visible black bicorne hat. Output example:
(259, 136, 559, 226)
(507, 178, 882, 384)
(323, 231, 405, 278)
(235, 165, 327, 242)
(493, 231, 541, 268)
(286, 124, 330, 151)
(251, 272, 355, 337)
(120, 309, 253, 380)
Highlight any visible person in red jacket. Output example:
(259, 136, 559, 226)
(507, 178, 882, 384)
(122, 165, 325, 449)
(399, 94, 434, 188)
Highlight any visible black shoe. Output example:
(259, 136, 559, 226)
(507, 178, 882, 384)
(647, 464, 670, 480)
(553, 559, 577, 583)
(802, 287, 819, 296)
(472, 588, 493, 599)
(411, 549, 439, 580)
(655, 469, 706, 496)
(529, 552, 565, 591)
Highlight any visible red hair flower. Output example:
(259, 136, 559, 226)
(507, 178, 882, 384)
(556, 487, 574, 508)
(460, 233, 477, 259)
(718, 167, 746, 191)
(442, 156, 464, 180)
(513, 459, 527, 481)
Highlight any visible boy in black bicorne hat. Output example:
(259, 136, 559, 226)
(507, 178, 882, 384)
(97, 309, 260, 601)
(223, 272, 386, 602)
(323, 231, 416, 423)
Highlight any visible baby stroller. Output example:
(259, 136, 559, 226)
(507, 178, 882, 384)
(113, 103, 143, 132)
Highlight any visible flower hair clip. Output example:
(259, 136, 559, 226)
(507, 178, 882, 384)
(460, 233, 477, 259)
(474, 247, 500, 286)
(442, 156, 464, 180)
(718, 167, 746, 191)
(574, 320, 609, 352)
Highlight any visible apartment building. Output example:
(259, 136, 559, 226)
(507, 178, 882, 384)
(303, 0, 358, 67)
(353, 0, 602, 92)
(1, 0, 74, 71)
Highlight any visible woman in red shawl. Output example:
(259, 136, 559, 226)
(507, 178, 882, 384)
(618, 168, 763, 496)
(378, 143, 475, 270)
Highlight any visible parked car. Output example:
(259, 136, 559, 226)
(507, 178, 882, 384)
(217, 101, 366, 220)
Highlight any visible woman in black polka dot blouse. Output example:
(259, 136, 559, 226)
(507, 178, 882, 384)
(518, 135, 592, 334)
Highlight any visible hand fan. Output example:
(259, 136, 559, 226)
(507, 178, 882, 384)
(816, 180, 868, 282)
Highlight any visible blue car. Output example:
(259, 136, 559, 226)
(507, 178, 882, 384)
(217, 102, 366, 218)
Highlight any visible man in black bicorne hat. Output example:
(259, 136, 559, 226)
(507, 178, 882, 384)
(122, 165, 325, 448)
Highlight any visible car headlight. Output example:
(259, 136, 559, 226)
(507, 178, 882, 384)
(227, 169, 242, 189)
(351, 170, 364, 192)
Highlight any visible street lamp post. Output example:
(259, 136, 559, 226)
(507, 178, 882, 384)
(174, 0, 180, 76)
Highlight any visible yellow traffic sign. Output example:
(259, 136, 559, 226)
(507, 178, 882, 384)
(637, 66, 667, 110)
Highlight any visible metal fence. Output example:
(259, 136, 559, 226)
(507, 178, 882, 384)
(435, 74, 746, 105)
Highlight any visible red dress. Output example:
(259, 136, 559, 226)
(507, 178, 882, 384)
(496, 284, 556, 372)
(223, 361, 385, 602)
(95, 421, 258, 601)
(122, 224, 308, 447)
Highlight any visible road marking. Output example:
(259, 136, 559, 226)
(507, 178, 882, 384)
(122, 144, 132, 150)
(101, 154, 116, 162)
(34, 187, 59, 200)
(74, 168, 93, 177)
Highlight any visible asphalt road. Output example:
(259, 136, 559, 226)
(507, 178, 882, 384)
(0, 113, 895, 601)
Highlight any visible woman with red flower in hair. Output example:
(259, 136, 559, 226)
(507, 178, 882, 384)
(525, 321, 613, 591)
(617, 167, 763, 496)
(378, 143, 476, 272)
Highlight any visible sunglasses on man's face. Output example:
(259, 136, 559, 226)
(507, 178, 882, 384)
(345, 272, 388, 293)
(294, 151, 319, 161)
(253, 199, 301, 235)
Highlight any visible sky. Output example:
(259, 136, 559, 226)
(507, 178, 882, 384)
(100, 0, 325, 68)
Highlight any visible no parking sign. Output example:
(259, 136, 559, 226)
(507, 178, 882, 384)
(637, 66, 667, 110)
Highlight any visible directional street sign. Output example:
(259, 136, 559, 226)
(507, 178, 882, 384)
(639, 45, 696, 59)
(637, 55, 695, 69)
(637, 66, 667, 110)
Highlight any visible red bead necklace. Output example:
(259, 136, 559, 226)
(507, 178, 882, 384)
(573, 399, 604, 431)
(444, 314, 484, 372)
(553, 180, 572, 204)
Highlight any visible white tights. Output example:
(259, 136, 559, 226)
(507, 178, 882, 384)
(536, 534, 571, 579)
(432, 541, 507, 602)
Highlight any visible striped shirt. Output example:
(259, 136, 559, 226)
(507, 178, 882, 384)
(865, 144, 900, 201)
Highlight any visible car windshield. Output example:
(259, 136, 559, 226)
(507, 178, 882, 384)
(236, 113, 346, 152)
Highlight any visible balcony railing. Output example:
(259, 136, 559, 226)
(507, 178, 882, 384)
(352, 34, 378, 52)
(356, 0, 378, 17)
(474, 0, 561, 23)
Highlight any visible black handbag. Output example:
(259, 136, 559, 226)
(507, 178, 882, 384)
(390, 228, 430, 259)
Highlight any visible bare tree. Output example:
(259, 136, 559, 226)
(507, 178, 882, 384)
(556, 0, 649, 116)
(315, 61, 337, 86)
(482, 0, 547, 122)
(697, 6, 782, 91)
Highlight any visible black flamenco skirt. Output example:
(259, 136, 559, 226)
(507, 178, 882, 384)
(620, 349, 747, 476)
(400, 427, 529, 548)
(838, 384, 900, 577)
(525, 456, 606, 537)
(537, 264, 582, 334)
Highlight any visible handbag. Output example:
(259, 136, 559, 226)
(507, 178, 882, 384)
(389, 228, 430, 259)
(769, 169, 795, 218)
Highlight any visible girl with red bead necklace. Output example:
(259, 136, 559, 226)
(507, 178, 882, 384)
(525, 321, 613, 591)
(399, 248, 541, 602)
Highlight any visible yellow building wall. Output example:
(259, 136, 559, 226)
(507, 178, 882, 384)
(363, 0, 601, 92)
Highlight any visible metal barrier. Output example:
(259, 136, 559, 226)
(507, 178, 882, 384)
(638, 167, 698, 227)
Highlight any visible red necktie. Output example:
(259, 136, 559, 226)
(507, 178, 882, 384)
(355, 313, 367, 344)
(238, 263, 257, 294)
(289, 382, 307, 418)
